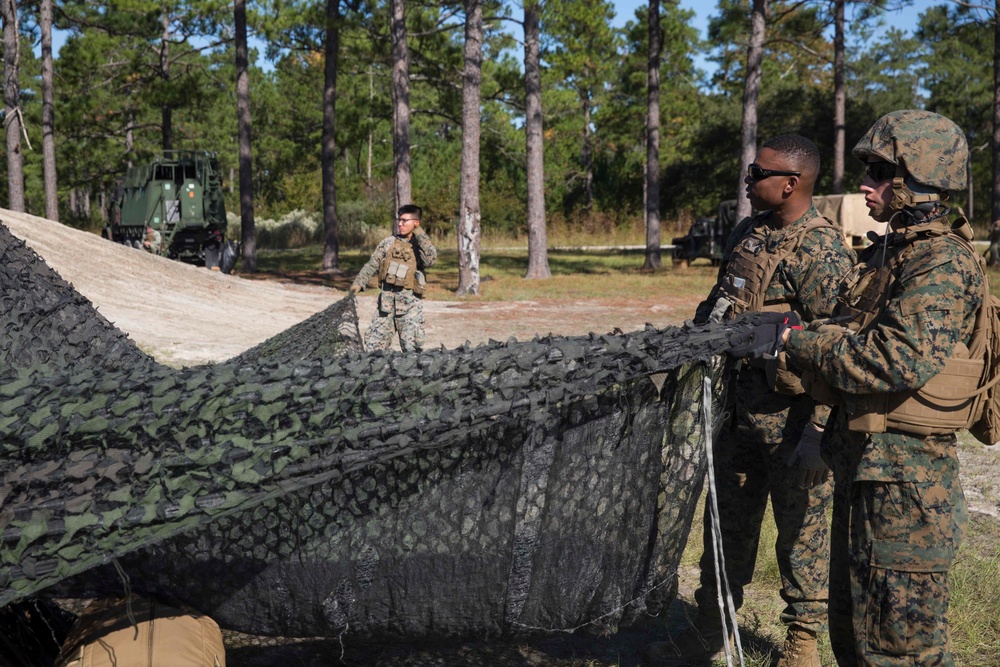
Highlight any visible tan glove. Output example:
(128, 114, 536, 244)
(349, 284, 361, 295)
(787, 422, 830, 487)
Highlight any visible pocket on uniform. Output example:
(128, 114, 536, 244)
(865, 538, 952, 657)
(377, 292, 391, 315)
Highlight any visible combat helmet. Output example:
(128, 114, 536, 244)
(852, 110, 967, 214)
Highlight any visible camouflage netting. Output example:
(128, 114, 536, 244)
(0, 221, 739, 641)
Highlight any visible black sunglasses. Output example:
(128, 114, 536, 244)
(865, 162, 896, 182)
(747, 164, 801, 182)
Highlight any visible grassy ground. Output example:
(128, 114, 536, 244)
(254, 245, 720, 302)
(670, 432, 1000, 667)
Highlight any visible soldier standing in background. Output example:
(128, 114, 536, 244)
(730, 110, 979, 666)
(646, 134, 856, 666)
(351, 204, 437, 352)
(142, 226, 161, 254)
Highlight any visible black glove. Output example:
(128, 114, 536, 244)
(748, 311, 802, 328)
(726, 312, 802, 359)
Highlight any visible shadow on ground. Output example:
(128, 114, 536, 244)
(224, 598, 781, 667)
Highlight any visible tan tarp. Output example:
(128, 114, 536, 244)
(813, 193, 886, 245)
(55, 597, 225, 667)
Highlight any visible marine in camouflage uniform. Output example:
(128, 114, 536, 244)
(351, 205, 437, 352)
(775, 111, 978, 666)
(647, 135, 856, 666)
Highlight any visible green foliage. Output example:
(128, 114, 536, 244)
(2, 0, 997, 244)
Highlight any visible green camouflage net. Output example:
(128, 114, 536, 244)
(0, 220, 737, 641)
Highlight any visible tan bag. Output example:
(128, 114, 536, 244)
(56, 596, 225, 667)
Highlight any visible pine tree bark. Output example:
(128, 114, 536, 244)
(832, 0, 845, 195)
(992, 0, 1000, 255)
(2, 0, 25, 212)
(736, 0, 766, 221)
(523, 0, 550, 279)
(391, 0, 412, 220)
(643, 0, 662, 271)
(456, 0, 483, 296)
(235, 0, 257, 272)
(321, 0, 341, 272)
(40, 0, 58, 220)
(160, 12, 173, 151)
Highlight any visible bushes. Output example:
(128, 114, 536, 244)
(226, 199, 392, 251)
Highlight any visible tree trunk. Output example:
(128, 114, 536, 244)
(582, 96, 593, 211)
(160, 12, 172, 151)
(456, 0, 483, 296)
(235, 0, 256, 272)
(832, 0, 845, 195)
(736, 0, 766, 221)
(321, 0, 341, 272)
(391, 0, 412, 222)
(2, 0, 25, 212)
(523, 0, 550, 279)
(40, 0, 58, 220)
(643, 0, 662, 271)
(992, 0, 1000, 249)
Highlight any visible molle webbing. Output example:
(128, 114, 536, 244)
(846, 220, 987, 436)
(718, 216, 835, 319)
(379, 237, 418, 290)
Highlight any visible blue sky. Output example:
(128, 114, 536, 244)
(607, 0, 943, 79)
(611, 0, 941, 32)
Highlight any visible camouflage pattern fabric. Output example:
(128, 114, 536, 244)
(692, 206, 856, 634)
(0, 218, 755, 641)
(851, 110, 968, 192)
(366, 289, 425, 352)
(352, 230, 437, 352)
(786, 221, 981, 665)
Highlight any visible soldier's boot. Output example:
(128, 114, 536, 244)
(643, 614, 735, 664)
(775, 626, 821, 667)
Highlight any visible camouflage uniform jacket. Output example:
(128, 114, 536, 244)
(696, 206, 857, 441)
(785, 218, 984, 482)
(352, 230, 437, 294)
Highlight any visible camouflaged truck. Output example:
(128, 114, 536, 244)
(672, 194, 885, 266)
(104, 151, 238, 273)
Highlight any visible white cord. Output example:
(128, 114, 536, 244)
(702, 375, 744, 666)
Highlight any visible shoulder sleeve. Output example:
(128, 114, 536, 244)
(790, 225, 857, 320)
(413, 230, 437, 269)
(353, 236, 394, 289)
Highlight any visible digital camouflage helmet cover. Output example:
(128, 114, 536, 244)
(852, 109, 968, 215)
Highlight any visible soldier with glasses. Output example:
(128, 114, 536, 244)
(351, 204, 437, 352)
(647, 134, 856, 666)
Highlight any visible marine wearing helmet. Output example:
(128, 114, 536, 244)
(851, 109, 968, 222)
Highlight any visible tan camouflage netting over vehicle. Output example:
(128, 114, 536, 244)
(0, 221, 739, 652)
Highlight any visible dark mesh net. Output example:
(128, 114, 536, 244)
(0, 221, 738, 642)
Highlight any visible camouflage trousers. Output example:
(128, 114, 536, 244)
(828, 465, 967, 666)
(695, 421, 832, 633)
(364, 289, 426, 352)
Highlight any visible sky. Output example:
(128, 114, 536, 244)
(610, 0, 944, 76)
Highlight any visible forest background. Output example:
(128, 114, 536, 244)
(0, 0, 996, 275)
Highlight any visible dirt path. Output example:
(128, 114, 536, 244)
(0, 209, 694, 366)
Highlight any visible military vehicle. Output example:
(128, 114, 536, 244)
(104, 151, 238, 273)
(672, 193, 885, 265)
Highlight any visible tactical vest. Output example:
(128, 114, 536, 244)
(715, 214, 837, 395)
(379, 237, 420, 292)
(716, 215, 837, 320)
(837, 217, 988, 436)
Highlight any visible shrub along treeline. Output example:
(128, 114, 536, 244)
(1, 1, 995, 245)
